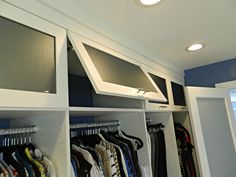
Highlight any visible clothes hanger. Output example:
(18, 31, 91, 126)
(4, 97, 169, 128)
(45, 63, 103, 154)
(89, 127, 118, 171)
(112, 125, 144, 150)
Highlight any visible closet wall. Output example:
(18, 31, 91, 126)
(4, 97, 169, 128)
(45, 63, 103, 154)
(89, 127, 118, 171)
(0, 1, 202, 177)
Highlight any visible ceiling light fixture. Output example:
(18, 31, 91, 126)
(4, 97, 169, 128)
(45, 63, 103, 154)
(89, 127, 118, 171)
(187, 43, 204, 52)
(138, 0, 161, 6)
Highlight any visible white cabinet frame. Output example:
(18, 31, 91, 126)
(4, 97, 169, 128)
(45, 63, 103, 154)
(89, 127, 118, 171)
(0, 2, 68, 108)
(185, 87, 236, 177)
(68, 31, 167, 102)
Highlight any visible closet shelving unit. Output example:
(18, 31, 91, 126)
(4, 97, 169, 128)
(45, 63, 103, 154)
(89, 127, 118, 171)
(66, 34, 200, 177)
(0, 1, 201, 177)
(0, 108, 70, 177)
(145, 112, 182, 177)
(0, 3, 70, 177)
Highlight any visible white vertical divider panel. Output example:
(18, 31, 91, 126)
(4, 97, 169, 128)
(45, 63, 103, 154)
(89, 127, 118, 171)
(145, 112, 182, 177)
(11, 110, 70, 177)
(93, 112, 151, 167)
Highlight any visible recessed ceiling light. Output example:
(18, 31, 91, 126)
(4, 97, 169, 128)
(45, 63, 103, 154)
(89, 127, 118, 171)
(187, 43, 204, 52)
(138, 0, 161, 6)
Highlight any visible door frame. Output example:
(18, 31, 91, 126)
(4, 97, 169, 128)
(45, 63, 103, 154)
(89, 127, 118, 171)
(215, 80, 236, 89)
(185, 86, 236, 177)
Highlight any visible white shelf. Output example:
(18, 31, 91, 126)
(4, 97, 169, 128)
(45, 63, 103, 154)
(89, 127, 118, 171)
(0, 109, 65, 119)
(69, 107, 144, 116)
(0, 107, 66, 111)
(145, 109, 172, 113)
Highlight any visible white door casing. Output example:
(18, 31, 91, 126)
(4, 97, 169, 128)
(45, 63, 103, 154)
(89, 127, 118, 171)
(185, 87, 236, 177)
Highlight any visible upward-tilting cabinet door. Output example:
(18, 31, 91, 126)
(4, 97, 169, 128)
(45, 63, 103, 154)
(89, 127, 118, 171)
(67, 31, 167, 102)
(185, 87, 236, 177)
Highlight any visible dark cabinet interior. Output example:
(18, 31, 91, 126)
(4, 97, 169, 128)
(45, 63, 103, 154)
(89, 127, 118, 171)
(148, 73, 169, 104)
(171, 82, 186, 106)
(67, 39, 143, 109)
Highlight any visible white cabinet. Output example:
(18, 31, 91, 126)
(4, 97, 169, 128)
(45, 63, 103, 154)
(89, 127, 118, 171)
(1, 2, 235, 177)
(68, 31, 167, 102)
(0, 2, 68, 108)
(0, 4, 70, 176)
(185, 87, 236, 177)
(143, 69, 187, 112)
(144, 73, 172, 111)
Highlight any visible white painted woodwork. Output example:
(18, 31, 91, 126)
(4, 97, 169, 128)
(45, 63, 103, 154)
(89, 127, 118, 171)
(144, 66, 187, 112)
(3, 0, 184, 80)
(185, 87, 236, 177)
(1, 2, 235, 177)
(68, 31, 167, 102)
(0, 2, 68, 108)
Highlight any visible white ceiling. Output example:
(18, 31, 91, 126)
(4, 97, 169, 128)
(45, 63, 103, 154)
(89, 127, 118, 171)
(68, 0, 236, 70)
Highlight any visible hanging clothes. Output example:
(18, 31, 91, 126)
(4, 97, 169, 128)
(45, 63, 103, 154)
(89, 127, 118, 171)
(147, 123, 167, 177)
(0, 144, 55, 177)
(70, 126, 144, 177)
(174, 123, 197, 177)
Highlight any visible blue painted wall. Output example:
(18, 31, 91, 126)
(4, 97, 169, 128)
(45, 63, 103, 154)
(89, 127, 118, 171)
(185, 58, 236, 87)
(68, 74, 94, 124)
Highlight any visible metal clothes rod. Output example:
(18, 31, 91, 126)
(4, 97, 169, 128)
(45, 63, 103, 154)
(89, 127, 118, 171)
(0, 126, 37, 136)
(70, 121, 120, 130)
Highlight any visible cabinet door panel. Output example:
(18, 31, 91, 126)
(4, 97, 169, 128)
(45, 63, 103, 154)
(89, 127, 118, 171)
(0, 3, 68, 108)
(68, 31, 167, 102)
(0, 16, 56, 93)
(149, 73, 169, 104)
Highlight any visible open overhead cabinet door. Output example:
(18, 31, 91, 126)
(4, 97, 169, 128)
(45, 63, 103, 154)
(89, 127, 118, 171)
(185, 87, 236, 177)
(67, 31, 167, 102)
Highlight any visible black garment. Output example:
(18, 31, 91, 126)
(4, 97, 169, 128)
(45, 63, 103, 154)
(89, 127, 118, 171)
(18, 146, 41, 177)
(71, 150, 92, 177)
(148, 125, 167, 177)
(3, 147, 27, 177)
(72, 135, 102, 148)
(175, 123, 197, 177)
(115, 136, 142, 177)
(157, 130, 167, 177)
(121, 131, 143, 150)
(150, 132, 158, 177)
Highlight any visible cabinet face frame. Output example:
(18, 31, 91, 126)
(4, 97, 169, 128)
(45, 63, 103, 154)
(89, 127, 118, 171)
(68, 31, 167, 102)
(0, 2, 68, 108)
(143, 70, 172, 111)
(142, 66, 187, 111)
